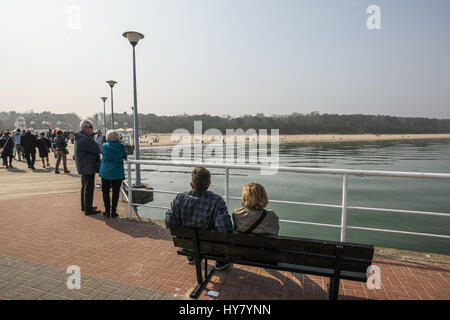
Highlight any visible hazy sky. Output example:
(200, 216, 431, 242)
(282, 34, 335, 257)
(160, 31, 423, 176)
(1, 0, 449, 119)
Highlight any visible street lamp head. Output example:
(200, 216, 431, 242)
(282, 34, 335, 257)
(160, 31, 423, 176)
(122, 31, 145, 47)
(106, 80, 117, 88)
(101, 97, 108, 102)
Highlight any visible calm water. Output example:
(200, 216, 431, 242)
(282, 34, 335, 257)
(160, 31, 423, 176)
(131, 139, 450, 255)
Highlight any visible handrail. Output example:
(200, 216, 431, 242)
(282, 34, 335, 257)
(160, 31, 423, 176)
(128, 159, 450, 180)
(124, 160, 450, 242)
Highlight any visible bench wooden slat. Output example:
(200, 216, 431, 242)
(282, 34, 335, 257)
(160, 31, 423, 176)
(171, 227, 374, 300)
(170, 227, 374, 260)
(174, 237, 372, 273)
(177, 249, 367, 282)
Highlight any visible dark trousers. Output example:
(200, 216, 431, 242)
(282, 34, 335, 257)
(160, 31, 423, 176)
(55, 151, 67, 171)
(81, 174, 95, 210)
(24, 151, 36, 168)
(2, 155, 13, 166)
(101, 178, 122, 213)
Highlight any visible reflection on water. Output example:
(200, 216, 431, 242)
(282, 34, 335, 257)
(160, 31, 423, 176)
(130, 139, 450, 255)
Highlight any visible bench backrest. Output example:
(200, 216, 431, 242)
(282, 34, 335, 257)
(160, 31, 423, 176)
(170, 227, 374, 274)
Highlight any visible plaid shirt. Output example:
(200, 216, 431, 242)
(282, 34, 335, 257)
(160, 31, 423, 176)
(165, 190, 233, 232)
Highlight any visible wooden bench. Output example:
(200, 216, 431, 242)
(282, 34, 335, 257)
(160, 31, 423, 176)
(170, 227, 374, 300)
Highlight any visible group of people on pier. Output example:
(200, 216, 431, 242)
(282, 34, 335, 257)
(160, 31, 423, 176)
(75, 120, 127, 217)
(0, 128, 75, 172)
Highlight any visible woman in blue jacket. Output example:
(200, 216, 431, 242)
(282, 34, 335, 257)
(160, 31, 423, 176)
(100, 130, 128, 218)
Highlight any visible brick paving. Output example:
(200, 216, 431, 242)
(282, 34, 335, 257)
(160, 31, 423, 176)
(0, 254, 183, 300)
(0, 190, 448, 300)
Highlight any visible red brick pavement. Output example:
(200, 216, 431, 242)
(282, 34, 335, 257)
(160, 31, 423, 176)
(0, 193, 449, 300)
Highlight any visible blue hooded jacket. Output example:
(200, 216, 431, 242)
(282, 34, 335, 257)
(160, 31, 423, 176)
(99, 141, 128, 180)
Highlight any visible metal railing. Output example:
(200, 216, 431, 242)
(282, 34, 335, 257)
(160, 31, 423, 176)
(123, 159, 450, 242)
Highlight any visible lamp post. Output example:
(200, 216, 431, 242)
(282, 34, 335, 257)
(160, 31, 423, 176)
(131, 106, 135, 146)
(106, 80, 117, 130)
(101, 97, 108, 132)
(123, 31, 145, 187)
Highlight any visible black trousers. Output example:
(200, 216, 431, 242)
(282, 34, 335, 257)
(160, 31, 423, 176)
(2, 154, 13, 166)
(101, 178, 123, 213)
(24, 151, 36, 168)
(81, 174, 95, 210)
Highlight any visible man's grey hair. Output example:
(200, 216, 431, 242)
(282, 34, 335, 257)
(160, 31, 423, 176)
(80, 119, 93, 130)
(106, 130, 120, 142)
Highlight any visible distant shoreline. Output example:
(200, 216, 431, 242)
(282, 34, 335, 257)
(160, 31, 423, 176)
(136, 133, 450, 147)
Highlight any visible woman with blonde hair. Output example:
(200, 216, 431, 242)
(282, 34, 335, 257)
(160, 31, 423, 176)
(232, 183, 279, 235)
(99, 130, 127, 218)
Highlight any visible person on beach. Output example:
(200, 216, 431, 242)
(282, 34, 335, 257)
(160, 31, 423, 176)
(165, 166, 234, 271)
(20, 129, 37, 170)
(54, 130, 70, 174)
(232, 183, 279, 236)
(75, 120, 101, 215)
(37, 132, 52, 168)
(0, 131, 14, 169)
(99, 130, 127, 218)
(12, 129, 23, 161)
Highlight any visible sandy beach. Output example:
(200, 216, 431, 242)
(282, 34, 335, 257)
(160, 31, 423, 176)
(136, 133, 450, 147)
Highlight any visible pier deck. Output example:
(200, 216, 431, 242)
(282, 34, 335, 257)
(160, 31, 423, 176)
(0, 150, 449, 300)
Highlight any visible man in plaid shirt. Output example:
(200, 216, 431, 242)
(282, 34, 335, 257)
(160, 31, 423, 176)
(165, 166, 233, 270)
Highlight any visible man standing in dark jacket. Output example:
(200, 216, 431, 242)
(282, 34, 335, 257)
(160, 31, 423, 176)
(54, 130, 70, 174)
(20, 129, 38, 170)
(75, 120, 101, 215)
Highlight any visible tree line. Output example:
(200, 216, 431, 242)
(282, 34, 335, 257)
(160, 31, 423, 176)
(1, 111, 450, 134)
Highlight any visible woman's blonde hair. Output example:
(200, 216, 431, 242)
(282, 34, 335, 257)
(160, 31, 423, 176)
(106, 130, 120, 142)
(241, 183, 268, 210)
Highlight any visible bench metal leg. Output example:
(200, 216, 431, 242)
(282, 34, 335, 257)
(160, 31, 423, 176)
(328, 276, 340, 300)
(190, 260, 216, 299)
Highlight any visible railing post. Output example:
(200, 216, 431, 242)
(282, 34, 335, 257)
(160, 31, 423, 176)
(340, 174, 348, 242)
(128, 161, 133, 218)
(225, 168, 230, 208)
(120, 181, 124, 202)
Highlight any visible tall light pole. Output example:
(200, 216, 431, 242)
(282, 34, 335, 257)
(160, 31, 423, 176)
(123, 31, 145, 187)
(106, 80, 117, 130)
(101, 97, 108, 132)
(131, 106, 135, 146)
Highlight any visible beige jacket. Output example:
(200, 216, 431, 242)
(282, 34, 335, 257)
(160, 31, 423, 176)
(232, 207, 279, 235)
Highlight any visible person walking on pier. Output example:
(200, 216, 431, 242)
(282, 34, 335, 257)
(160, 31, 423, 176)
(12, 129, 23, 161)
(21, 129, 37, 170)
(37, 132, 52, 168)
(165, 166, 234, 271)
(54, 130, 70, 174)
(75, 120, 101, 215)
(0, 131, 14, 169)
(99, 130, 127, 218)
